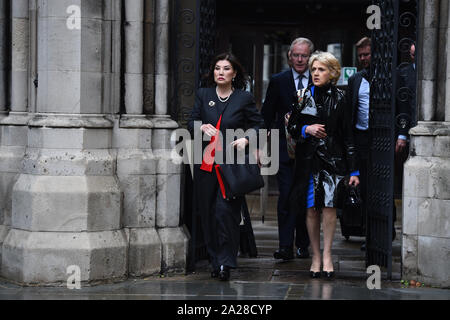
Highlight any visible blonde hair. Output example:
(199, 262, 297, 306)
(308, 51, 341, 85)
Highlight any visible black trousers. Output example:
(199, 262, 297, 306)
(194, 166, 243, 269)
(277, 159, 310, 249)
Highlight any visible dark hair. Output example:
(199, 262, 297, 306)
(356, 37, 371, 49)
(205, 52, 249, 90)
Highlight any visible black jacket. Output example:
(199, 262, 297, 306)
(188, 87, 265, 162)
(286, 84, 357, 210)
(346, 69, 369, 130)
(261, 69, 312, 163)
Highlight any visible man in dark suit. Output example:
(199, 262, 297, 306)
(345, 37, 372, 248)
(261, 37, 314, 260)
(395, 43, 416, 197)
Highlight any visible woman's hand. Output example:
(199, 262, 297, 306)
(253, 149, 264, 168)
(200, 124, 217, 137)
(349, 176, 360, 186)
(230, 138, 249, 150)
(305, 124, 327, 139)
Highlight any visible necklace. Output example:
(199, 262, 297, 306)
(216, 87, 233, 103)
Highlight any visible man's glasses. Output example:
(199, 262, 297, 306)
(291, 53, 310, 60)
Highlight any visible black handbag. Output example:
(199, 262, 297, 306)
(345, 185, 362, 208)
(337, 176, 365, 239)
(215, 153, 264, 201)
(336, 175, 362, 209)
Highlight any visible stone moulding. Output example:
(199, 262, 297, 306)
(409, 121, 450, 136)
(27, 114, 115, 129)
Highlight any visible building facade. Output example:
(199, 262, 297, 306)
(0, 0, 448, 288)
(402, 0, 450, 288)
(0, 0, 188, 285)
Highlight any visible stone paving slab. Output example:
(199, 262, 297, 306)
(0, 195, 448, 300)
(0, 276, 448, 300)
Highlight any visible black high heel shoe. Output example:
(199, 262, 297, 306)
(321, 271, 335, 279)
(218, 265, 230, 281)
(310, 271, 321, 278)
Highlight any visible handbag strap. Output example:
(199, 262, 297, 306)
(199, 90, 234, 172)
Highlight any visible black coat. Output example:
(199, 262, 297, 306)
(346, 69, 369, 130)
(187, 87, 265, 269)
(188, 87, 265, 164)
(286, 84, 358, 211)
(261, 69, 312, 163)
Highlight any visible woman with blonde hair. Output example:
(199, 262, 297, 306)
(287, 51, 359, 279)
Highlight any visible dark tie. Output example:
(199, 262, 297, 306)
(297, 75, 304, 90)
(361, 68, 371, 83)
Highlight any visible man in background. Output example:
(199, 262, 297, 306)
(395, 43, 417, 198)
(261, 37, 314, 260)
(345, 37, 372, 250)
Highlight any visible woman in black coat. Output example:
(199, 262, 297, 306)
(287, 51, 359, 279)
(188, 52, 264, 281)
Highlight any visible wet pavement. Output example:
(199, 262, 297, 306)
(0, 194, 449, 300)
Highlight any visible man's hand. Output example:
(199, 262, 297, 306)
(305, 124, 327, 139)
(349, 176, 360, 186)
(395, 138, 407, 154)
(200, 124, 217, 137)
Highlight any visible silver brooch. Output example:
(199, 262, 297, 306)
(209, 101, 215, 107)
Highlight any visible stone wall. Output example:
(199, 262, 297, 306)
(0, 0, 188, 285)
(402, 0, 450, 288)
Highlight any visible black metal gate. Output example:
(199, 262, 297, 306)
(367, 0, 418, 279)
(170, 0, 216, 271)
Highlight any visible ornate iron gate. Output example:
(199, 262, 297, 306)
(367, 0, 418, 279)
(171, 0, 216, 271)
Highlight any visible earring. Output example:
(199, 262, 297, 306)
(232, 77, 235, 82)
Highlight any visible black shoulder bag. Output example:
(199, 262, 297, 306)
(213, 96, 264, 201)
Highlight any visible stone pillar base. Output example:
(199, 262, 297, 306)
(0, 225, 10, 269)
(158, 226, 190, 273)
(1, 229, 128, 285)
(402, 122, 450, 288)
(125, 227, 162, 277)
(0, 114, 29, 273)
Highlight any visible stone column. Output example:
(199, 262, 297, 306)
(0, 0, 7, 115)
(0, 0, 8, 268)
(117, 0, 187, 276)
(0, 0, 30, 269)
(437, 0, 450, 121)
(124, 0, 144, 115)
(143, 0, 155, 115)
(402, 0, 450, 288)
(416, 0, 440, 121)
(152, 0, 188, 273)
(116, 0, 160, 277)
(1, 0, 127, 285)
(154, 0, 169, 116)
